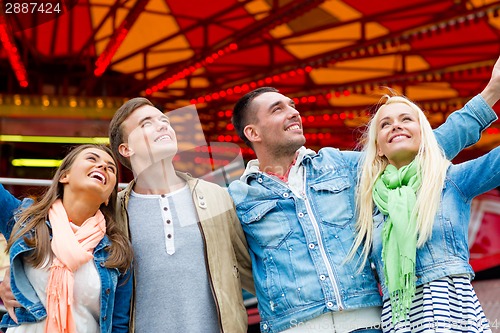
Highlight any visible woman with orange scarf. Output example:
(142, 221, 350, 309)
(0, 144, 133, 333)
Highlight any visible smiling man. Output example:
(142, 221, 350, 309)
(228, 72, 500, 333)
(107, 97, 254, 333)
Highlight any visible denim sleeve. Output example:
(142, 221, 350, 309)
(451, 145, 500, 201)
(111, 268, 133, 333)
(434, 94, 497, 160)
(0, 184, 22, 239)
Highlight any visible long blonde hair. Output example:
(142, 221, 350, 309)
(7, 144, 133, 273)
(350, 95, 450, 268)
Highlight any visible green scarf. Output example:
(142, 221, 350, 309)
(372, 159, 421, 323)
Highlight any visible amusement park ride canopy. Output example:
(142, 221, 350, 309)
(0, 0, 500, 162)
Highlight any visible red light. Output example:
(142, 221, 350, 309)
(198, 97, 205, 103)
(241, 84, 249, 92)
(227, 88, 234, 95)
(212, 93, 220, 100)
(205, 95, 212, 102)
(190, 99, 197, 104)
(323, 114, 330, 121)
(293, 98, 299, 104)
(343, 90, 350, 96)
(225, 135, 232, 142)
(225, 110, 232, 117)
(265, 77, 272, 84)
(220, 91, 227, 97)
(272, 75, 280, 82)
(226, 124, 234, 130)
(300, 97, 308, 103)
(289, 70, 297, 77)
(229, 43, 238, 50)
(146, 89, 152, 95)
(234, 86, 242, 93)
(218, 111, 225, 117)
(218, 135, 225, 142)
(250, 82, 257, 88)
(218, 50, 224, 56)
(305, 66, 313, 73)
(0, 18, 28, 87)
(307, 116, 315, 122)
(257, 80, 264, 86)
(340, 113, 346, 120)
(335, 91, 341, 98)
(308, 96, 316, 103)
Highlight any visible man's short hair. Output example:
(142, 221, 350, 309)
(232, 87, 278, 148)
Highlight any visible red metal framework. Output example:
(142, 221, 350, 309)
(0, 0, 499, 159)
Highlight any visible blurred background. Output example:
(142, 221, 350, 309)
(0, 0, 500, 331)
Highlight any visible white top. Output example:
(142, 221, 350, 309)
(7, 259, 101, 333)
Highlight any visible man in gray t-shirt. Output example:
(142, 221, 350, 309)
(108, 97, 253, 333)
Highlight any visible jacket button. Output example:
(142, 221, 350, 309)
(103, 316, 107, 321)
(100, 262, 105, 267)
(105, 288, 111, 295)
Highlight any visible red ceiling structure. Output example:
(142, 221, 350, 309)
(1, 0, 500, 166)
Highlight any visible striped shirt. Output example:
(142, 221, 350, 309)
(381, 275, 491, 333)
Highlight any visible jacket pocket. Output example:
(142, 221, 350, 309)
(239, 200, 291, 249)
(309, 177, 353, 228)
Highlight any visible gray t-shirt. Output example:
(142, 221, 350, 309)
(128, 185, 219, 332)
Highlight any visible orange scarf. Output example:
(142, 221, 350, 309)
(45, 199, 106, 333)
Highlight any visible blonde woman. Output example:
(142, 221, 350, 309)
(352, 95, 498, 332)
(0, 144, 133, 333)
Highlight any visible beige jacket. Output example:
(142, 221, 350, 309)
(116, 172, 254, 333)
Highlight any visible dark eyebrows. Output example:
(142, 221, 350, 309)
(267, 98, 295, 112)
(138, 116, 153, 126)
(87, 151, 117, 168)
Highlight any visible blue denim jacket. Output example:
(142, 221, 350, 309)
(0, 185, 132, 333)
(372, 144, 500, 300)
(228, 95, 496, 333)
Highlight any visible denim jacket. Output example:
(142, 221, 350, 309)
(372, 144, 500, 300)
(0, 185, 132, 333)
(228, 94, 496, 333)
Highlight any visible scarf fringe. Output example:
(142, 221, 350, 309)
(46, 264, 74, 333)
(389, 257, 416, 324)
